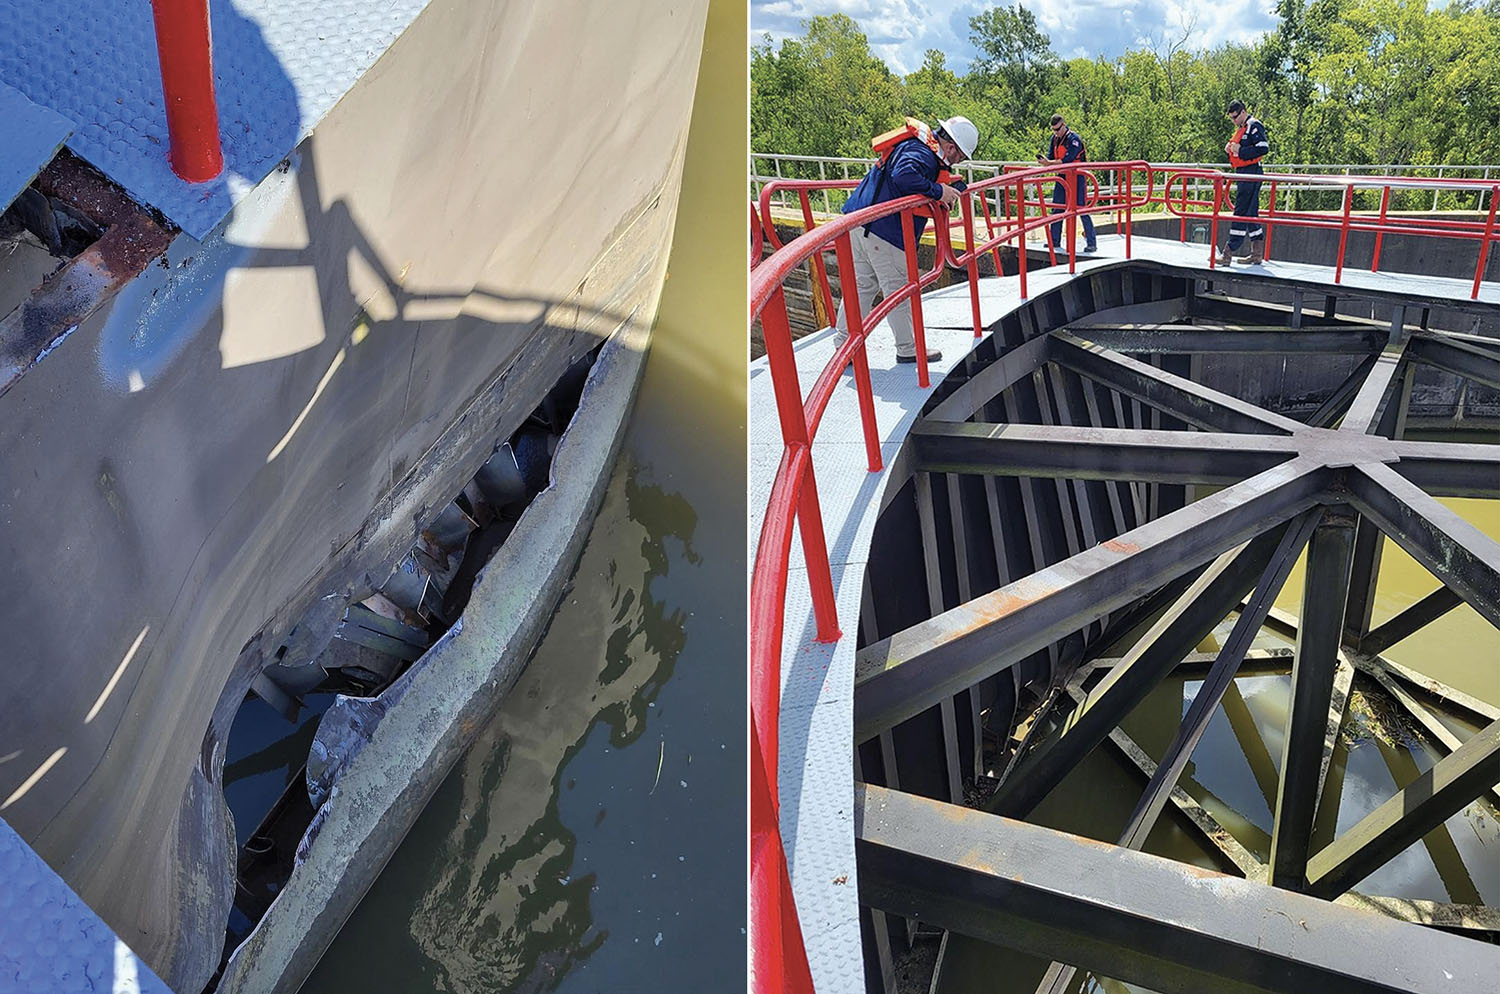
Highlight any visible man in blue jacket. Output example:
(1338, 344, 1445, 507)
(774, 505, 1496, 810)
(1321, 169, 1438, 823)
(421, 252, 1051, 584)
(1217, 99, 1270, 265)
(1036, 114, 1097, 254)
(833, 116, 978, 365)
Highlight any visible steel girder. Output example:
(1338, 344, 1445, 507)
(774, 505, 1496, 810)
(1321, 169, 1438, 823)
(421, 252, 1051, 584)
(855, 303, 1500, 981)
(856, 785, 1500, 994)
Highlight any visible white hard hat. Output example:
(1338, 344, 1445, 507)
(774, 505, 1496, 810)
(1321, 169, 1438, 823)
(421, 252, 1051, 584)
(939, 116, 979, 158)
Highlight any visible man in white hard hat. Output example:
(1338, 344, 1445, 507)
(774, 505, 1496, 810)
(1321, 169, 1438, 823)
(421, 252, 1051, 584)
(834, 115, 979, 365)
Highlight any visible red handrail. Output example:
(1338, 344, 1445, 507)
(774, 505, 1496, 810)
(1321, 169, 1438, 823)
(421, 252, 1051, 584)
(749, 163, 1497, 993)
(148, 0, 224, 182)
(1153, 168, 1499, 297)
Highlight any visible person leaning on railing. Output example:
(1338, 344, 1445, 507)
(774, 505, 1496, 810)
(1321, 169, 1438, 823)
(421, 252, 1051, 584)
(832, 116, 980, 365)
(1217, 99, 1270, 266)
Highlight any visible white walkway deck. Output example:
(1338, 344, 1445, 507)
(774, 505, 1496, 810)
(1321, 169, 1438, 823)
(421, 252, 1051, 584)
(747, 231, 1498, 993)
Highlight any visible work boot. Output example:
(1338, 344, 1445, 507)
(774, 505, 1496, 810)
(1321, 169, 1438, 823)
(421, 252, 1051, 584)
(1246, 240, 1265, 265)
(1215, 244, 1233, 266)
(896, 349, 943, 365)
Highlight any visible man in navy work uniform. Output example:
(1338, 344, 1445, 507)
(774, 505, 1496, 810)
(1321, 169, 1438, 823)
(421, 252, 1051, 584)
(1218, 99, 1270, 265)
(834, 115, 979, 365)
(1037, 114, 1097, 254)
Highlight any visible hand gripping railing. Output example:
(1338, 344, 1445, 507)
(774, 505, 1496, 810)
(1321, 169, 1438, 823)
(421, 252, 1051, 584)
(1152, 168, 1498, 298)
(749, 161, 1150, 994)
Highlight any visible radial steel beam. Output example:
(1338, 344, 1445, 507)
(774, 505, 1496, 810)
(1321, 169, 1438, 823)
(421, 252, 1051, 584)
(1305, 719, 1500, 900)
(1307, 354, 1379, 429)
(1340, 317, 1409, 435)
(909, 422, 1295, 486)
(1050, 331, 1305, 435)
(1270, 511, 1357, 890)
(926, 333, 1052, 423)
(853, 459, 1327, 742)
(1360, 586, 1465, 655)
(1070, 328, 1385, 356)
(1408, 334, 1500, 392)
(1347, 462, 1500, 629)
(986, 531, 1287, 818)
(1387, 439, 1500, 498)
(1038, 513, 1319, 994)
(855, 784, 1500, 994)
(1120, 510, 1321, 849)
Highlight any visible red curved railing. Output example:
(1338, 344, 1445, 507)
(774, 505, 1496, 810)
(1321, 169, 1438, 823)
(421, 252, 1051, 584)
(749, 163, 1498, 994)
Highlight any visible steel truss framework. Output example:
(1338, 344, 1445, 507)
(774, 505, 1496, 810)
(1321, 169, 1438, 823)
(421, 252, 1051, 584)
(852, 289, 1500, 992)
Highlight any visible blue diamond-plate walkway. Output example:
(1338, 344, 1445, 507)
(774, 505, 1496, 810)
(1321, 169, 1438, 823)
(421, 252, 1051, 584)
(0, 817, 172, 994)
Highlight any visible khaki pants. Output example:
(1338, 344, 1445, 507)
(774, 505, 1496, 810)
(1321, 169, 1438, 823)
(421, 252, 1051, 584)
(833, 229, 917, 357)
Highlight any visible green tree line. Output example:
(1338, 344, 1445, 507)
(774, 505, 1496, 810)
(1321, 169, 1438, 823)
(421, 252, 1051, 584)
(752, 0, 1500, 168)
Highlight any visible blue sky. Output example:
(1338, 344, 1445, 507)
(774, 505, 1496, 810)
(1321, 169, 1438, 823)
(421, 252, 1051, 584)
(751, 0, 1282, 75)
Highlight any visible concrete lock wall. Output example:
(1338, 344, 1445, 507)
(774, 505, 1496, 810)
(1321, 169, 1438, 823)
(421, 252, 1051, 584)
(0, 2, 708, 991)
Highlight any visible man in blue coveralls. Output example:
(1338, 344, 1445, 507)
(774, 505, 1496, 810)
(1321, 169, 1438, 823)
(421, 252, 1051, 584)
(833, 116, 979, 365)
(1037, 114, 1097, 254)
(1217, 99, 1270, 265)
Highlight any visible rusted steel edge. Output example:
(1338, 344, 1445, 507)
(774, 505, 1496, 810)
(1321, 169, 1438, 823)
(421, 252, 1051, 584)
(0, 151, 175, 400)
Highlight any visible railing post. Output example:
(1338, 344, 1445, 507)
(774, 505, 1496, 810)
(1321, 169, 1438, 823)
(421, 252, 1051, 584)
(759, 286, 840, 642)
(1473, 185, 1498, 301)
(1265, 180, 1278, 261)
(1372, 185, 1392, 273)
(833, 234, 884, 472)
(900, 210, 932, 388)
(798, 190, 836, 329)
(1017, 184, 1029, 300)
(961, 194, 982, 339)
(148, 0, 224, 182)
(1125, 168, 1133, 259)
(1066, 166, 1078, 273)
(1335, 184, 1354, 284)
(1209, 177, 1224, 269)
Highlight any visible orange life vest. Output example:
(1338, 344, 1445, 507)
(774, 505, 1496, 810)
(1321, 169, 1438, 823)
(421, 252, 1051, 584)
(1228, 123, 1263, 169)
(871, 117, 958, 187)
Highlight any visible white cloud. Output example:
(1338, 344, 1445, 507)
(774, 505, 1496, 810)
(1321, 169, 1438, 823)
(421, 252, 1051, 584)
(752, 0, 1281, 76)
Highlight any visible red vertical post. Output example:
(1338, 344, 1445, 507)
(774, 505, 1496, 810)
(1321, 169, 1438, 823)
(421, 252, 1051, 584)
(1335, 185, 1354, 284)
(1065, 167, 1077, 274)
(961, 195, 982, 338)
(834, 234, 883, 472)
(1473, 186, 1498, 301)
(799, 190, 838, 327)
(1265, 181, 1279, 261)
(900, 210, 931, 389)
(1371, 185, 1392, 273)
(977, 191, 1005, 276)
(149, 0, 224, 182)
(1124, 169, 1133, 259)
(1018, 186, 1030, 300)
(1209, 177, 1224, 269)
(760, 287, 839, 642)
